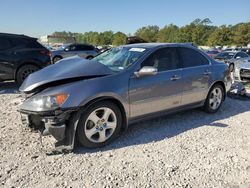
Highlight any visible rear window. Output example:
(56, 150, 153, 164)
(8, 37, 44, 49)
(178, 47, 209, 68)
(25, 40, 44, 48)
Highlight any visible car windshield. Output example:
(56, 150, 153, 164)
(93, 46, 147, 71)
(215, 52, 235, 59)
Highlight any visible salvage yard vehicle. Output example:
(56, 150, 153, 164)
(214, 51, 249, 72)
(234, 57, 250, 82)
(19, 43, 232, 152)
(51, 43, 99, 63)
(0, 33, 52, 85)
(206, 50, 220, 59)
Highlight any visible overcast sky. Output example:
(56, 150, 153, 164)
(0, 0, 249, 37)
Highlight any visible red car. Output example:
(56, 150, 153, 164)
(206, 50, 220, 58)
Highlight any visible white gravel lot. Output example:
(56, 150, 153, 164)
(0, 82, 250, 188)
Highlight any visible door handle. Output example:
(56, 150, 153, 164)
(170, 75, 181, 81)
(203, 70, 212, 75)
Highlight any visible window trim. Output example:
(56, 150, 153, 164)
(140, 47, 182, 73)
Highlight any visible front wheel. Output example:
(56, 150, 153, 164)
(203, 84, 225, 113)
(76, 101, 122, 148)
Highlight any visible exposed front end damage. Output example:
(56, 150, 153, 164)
(17, 57, 116, 153)
(19, 108, 77, 153)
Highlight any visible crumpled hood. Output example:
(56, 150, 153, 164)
(19, 56, 114, 93)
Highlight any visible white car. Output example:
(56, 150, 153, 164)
(234, 57, 250, 82)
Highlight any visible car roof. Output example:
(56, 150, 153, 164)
(70, 43, 94, 46)
(122, 42, 197, 49)
(0, 32, 37, 40)
(220, 51, 236, 53)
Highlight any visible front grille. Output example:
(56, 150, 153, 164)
(240, 69, 250, 75)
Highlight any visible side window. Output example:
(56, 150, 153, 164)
(237, 52, 248, 58)
(25, 40, 43, 48)
(9, 37, 26, 48)
(0, 37, 12, 50)
(178, 47, 209, 68)
(69, 45, 77, 51)
(141, 47, 180, 72)
(77, 45, 94, 51)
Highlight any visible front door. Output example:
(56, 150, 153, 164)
(129, 47, 184, 118)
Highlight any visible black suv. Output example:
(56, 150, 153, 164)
(0, 33, 51, 85)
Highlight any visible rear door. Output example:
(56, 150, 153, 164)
(129, 47, 183, 118)
(63, 44, 78, 58)
(178, 47, 212, 105)
(76, 45, 95, 58)
(0, 36, 15, 80)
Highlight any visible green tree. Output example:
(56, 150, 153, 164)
(177, 24, 194, 43)
(157, 24, 179, 42)
(232, 23, 250, 46)
(135, 25, 159, 42)
(112, 32, 127, 46)
(207, 25, 233, 46)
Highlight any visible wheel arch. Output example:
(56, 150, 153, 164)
(53, 55, 63, 61)
(86, 55, 94, 59)
(14, 62, 41, 80)
(79, 96, 128, 132)
(207, 81, 226, 101)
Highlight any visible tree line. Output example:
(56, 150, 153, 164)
(51, 18, 250, 47)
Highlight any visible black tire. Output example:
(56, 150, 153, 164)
(53, 56, 62, 63)
(86, 56, 94, 60)
(76, 101, 122, 148)
(16, 64, 39, 85)
(229, 63, 234, 72)
(203, 84, 225, 113)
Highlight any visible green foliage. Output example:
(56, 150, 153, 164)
(207, 25, 233, 46)
(157, 24, 179, 43)
(135, 25, 159, 42)
(112, 32, 127, 46)
(51, 19, 250, 47)
(232, 23, 250, 46)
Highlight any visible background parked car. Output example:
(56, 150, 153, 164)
(214, 51, 249, 71)
(0, 33, 51, 85)
(233, 57, 250, 82)
(51, 43, 99, 63)
(240, 48, 250, 56)
(206, 50, 220, 58)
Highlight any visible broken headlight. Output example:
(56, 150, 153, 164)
(21, 93, 69, 111)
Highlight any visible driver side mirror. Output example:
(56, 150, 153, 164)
(235, 56, 241, 59)
(134, 66, 158, 78)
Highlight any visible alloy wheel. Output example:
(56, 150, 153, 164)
(84, 107, 117, 143)
(209, 87, 223, 110)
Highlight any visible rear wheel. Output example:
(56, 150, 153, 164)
(203, 84, 225, 113)
(76, 101, 122, 148)
(16, 64, 39, 85)
(86, 56, 94, 60)
(53, 56, 62, 63)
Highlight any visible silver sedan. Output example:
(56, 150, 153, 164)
(19, 43, 232, 152)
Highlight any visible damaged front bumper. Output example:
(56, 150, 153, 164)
(19, 108, 77, 152)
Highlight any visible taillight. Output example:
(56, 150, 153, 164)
(40, 50, 51, 57)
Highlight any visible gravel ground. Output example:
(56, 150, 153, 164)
(0, 82, 250, 188)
